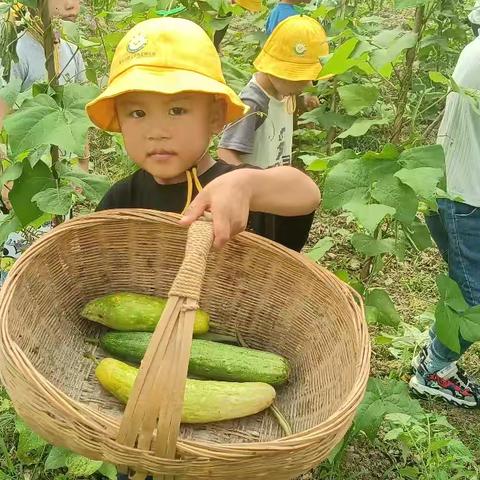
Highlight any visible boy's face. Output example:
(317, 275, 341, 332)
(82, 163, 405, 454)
(47, 0, 80, 21)
(116, 91, 225, 184)
(269, 75, 311, 97)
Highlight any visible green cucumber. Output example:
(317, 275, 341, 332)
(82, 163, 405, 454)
(81, 292, 209, 335)
(100, 332, 290, 386)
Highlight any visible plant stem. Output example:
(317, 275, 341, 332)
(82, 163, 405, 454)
(325, 0, 348, 154)
(390, 6, 425, 144)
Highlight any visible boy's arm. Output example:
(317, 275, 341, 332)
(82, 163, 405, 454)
(180, 166, 320, 248)
(217, 147, 243, 165)
(217, 96, 265, 165)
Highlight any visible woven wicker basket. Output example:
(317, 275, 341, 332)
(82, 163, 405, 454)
(0, 210, 370, 480)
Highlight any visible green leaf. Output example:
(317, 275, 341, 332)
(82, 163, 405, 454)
(398, 145, 445, 170)
(370, 30, 417, 69)
(398, 467, 420, 479)
(4, 84, 99, 157)
(61, 20, 80, 44)
(15, 420, 47, 465)
(437, 274, 468, 313)
(306, 237, 334, 262)
(403, 219, 432, 251)
(31, 186, 75, 215)
(65, 454, 103, 477)
(459, 306, 480, 343)
(337, 117, 389, 138)
(0, 78, 22, 108)
(362, 143, 399, 162)
(338, 84, 379, 115)
(321, 38, 362, 76)
(323, 158, 370, 210)
(345, 202, 396, 234)
(395, 167, 444, 204)
(365, 288, 401, 326)
(394, 0, 426, 8)
(429, 71, 449, 85)
(323, 149, 357, 169)
(0, 163, 23, 186)
(45, 447, 70, 470)
(351, 233, 396, 257)
(433, 274, 473, 354)
(56, 163, 111, 203)
(354, 378, 424, 440)
(435, 301, 462, 354)
(371, 176, 418, 224)
(299, 108, 354, 130)
(0, 213, 22, 246)
(98, 462, 118, 480)
(305, 157, 328, 171)
(9, 161, 55, 226)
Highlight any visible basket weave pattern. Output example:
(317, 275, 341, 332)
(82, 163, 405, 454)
(0, 210, 370, 479)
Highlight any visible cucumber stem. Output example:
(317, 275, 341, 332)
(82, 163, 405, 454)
(83, 353, 100, 366)
(270, 402, 293, 437)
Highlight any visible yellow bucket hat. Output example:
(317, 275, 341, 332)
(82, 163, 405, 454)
(235, 0, 262, 13)
(254, 15, 329, 81)
(86, 18, 248, 132)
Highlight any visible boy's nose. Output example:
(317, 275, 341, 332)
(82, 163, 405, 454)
(65, 0, 79, 10)
(147, 123, 172, 140)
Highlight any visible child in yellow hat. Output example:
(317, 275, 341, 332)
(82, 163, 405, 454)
(87, 17, 320, 252)
(1, 0, 86, 140)
(218, 15, 329, 168)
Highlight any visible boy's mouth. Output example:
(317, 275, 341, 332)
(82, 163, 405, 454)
(147, 149, 177, 162)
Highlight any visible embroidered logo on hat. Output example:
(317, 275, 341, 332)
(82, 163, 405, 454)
(127, 33, 147, 53)
(294, 43, 307, 55)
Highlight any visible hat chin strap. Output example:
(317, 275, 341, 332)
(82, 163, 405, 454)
(181, 145, 210, 214)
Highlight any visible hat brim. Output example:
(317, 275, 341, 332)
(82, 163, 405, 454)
(254, 50, 331, 81)
(86, 66, 249, 132)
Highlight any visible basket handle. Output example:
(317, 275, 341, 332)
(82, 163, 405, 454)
(116, 217, 214, 480)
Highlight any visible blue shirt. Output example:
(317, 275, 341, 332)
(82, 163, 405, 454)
(265, 3, 298, 36)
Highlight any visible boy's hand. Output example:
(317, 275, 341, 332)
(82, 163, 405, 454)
(179, 170, 252, 249)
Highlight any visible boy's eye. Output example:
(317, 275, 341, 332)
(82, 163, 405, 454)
(131, 110, 145, 118)
(169, 107, 187, 116)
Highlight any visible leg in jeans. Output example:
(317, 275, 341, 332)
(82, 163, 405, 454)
(426, 199, 480, 371)
(425, 210, 449, 263)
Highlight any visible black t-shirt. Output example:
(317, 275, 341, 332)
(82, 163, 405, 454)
(96, 160, 313, 252)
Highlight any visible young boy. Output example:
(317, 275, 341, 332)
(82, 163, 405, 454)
(217, 15, 328, 168)
(86, 17, 320, 261)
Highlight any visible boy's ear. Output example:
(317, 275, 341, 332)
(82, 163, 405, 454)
(210, 97, 228, 135)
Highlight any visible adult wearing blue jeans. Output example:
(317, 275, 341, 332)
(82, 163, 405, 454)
(409, 16, 480, 407)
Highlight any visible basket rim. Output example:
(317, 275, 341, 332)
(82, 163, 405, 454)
(0, 209, 371, 453)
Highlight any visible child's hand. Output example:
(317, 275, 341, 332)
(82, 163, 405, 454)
(179, 170, 252, 249)
(303, 94, 320, 111)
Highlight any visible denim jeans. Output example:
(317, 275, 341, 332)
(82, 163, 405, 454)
(425, 198, 480, 370)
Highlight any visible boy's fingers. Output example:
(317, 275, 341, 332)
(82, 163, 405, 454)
(179, 196, 208, 226)
(212, 214, 231, 249)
